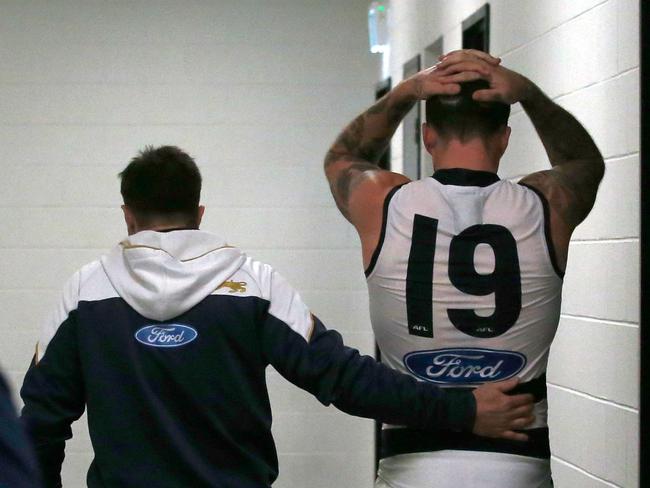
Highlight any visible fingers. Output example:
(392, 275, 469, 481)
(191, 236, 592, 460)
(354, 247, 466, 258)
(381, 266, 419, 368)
(509, 403, 534, 419)
(510, 415, 535, 430)
(438, 83, 461, 94)
(499, 430, 530, 442)
(440, 49, 501, 66)
(436, 60, 492, 77)
(507, 393, 535, 408)
(472, 89, 502, 102)
(493, 376, 520, 392)
(417, 80, 460, 98)
(437, 71, 486, 84)
(427, 82, 461, 97)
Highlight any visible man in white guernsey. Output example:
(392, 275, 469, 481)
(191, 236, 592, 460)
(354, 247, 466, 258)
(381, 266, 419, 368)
(323, 50, 604, 487)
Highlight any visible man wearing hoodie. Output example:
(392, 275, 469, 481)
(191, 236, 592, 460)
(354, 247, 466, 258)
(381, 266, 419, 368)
(20, 145, 534, 487)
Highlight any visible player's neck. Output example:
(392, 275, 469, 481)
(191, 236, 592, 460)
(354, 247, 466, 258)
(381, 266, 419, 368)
(431, 139, 500, 173)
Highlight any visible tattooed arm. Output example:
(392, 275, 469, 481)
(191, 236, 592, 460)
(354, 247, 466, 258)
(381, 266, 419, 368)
(323, 82, 414, 220)
(517, 83, 605, 222)
(324, 65, 468, 267)
(516, 84, 605, 270)
(437, 52, 605, 271)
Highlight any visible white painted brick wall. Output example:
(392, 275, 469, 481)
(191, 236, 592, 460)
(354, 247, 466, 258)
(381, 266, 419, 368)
(490, 0, 608, 55)
(389, 1, 639, 486)
(547, 317, 639, 408)
(563, 241, 639, 323)
(572, 156, 639, 241)
(548, 386, 639, 487)
(0, 1, 380, 486)
(502, 1, 619, 99)
(551, 457, 627, 488)
(617, 0, 640, 71)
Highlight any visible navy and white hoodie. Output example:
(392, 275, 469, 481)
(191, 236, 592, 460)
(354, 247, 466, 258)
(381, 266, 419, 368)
(20, 230, 475, 487)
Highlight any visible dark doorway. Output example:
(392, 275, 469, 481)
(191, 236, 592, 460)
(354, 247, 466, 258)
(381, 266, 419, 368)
(375, 78, 392, 171)
(423, 37, 444, 73)
(462, 4, 490, 52)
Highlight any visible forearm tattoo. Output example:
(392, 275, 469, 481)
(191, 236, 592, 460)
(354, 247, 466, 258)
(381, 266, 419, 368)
(324, 90, 415, 216)
(521, 87, 605, 227)
(522, 86, 602, 166)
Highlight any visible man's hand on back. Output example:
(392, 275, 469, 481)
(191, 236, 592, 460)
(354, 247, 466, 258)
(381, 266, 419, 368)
(471, 377, 535, 442)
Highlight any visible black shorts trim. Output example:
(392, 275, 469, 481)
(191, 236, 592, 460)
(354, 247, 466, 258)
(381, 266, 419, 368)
(510, 372, 547, 402)
(519, 183, 565, 279)
(380, 426, 551, 460)
(365, 184, 406, 277)
(451, 374, 547, 402)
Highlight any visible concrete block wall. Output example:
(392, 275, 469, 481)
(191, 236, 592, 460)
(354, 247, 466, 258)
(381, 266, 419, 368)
(0, 1, 380, 486)
(388, 0, 639, 486)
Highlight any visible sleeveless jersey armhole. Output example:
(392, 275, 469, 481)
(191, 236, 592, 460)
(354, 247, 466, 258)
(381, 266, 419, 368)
(364, 184, 405, 278)
(519, 182, 565, 279)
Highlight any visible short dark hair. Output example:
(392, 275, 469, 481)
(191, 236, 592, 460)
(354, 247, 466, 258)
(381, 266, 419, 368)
(119, 145, 202, 224)
(425, 80, 510, 141)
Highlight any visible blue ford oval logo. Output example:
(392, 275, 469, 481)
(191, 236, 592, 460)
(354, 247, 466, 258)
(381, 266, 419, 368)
(404, 348, 526, 385)
(135, 324, 198, 348)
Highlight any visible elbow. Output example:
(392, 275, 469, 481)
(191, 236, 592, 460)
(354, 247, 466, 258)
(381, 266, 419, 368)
(324, 149, 340, 173)
(323, 152, 344, 190)
(323, 151, 333, 172)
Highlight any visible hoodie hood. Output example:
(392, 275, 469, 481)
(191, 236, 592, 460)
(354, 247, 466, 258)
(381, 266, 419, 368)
(101, 230, 246, 321)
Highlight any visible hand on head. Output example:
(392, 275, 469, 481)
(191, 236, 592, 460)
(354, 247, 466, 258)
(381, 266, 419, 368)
(401, 49, 501, 100)
(403, 64, 463, 100)
(433, 49, 532, 105)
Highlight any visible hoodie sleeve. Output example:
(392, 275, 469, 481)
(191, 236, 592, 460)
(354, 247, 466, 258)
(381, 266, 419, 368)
(0, 373, 42, 488)
(259, 269, 475, 431)
(20, 272, 86, 488)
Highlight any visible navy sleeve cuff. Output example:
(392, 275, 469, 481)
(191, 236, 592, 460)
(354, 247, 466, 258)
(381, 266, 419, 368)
(438, 388, 476, 432)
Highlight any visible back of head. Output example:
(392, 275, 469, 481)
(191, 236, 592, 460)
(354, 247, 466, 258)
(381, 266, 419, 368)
(119, 145, 202, 226)
(425, 80, 510, 142)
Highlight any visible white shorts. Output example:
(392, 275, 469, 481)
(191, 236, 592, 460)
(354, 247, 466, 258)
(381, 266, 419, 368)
(375, 450, 552, 488)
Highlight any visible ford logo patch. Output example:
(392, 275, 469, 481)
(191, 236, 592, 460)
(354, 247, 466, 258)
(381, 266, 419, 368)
(135, 324, 198, 348)
(403, 348, 526, 385)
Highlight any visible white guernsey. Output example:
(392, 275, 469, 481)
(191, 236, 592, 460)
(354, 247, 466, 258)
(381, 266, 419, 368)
(366, 169, 561, 486)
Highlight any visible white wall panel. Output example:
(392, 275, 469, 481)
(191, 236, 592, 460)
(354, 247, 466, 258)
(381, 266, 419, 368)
(560, 69, 640, 159)
(275, 452, 374, 488)
(501, 1, 618, 99)
(617, 0, 640, 71)
(0, 124, 340, 168)
(572, 155, 640, 241)
(552, 458, 621, 488)
(548, 317, 639, 408)
(548, 386, 639, 487)
(562, 241, 639, 323)
(490, 0, 608, 55)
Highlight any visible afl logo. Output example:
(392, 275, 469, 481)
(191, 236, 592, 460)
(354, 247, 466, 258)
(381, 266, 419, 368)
(135, 324, 198, 348)
(403, 348, 526, 385)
